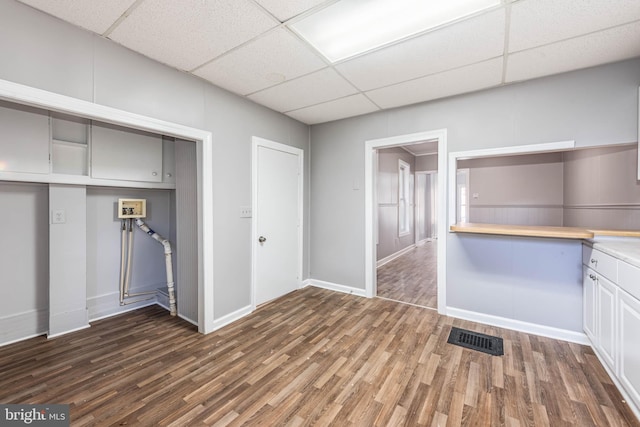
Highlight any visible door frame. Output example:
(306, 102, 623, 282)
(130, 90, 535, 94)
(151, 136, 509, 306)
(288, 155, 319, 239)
(365, 129, 447, 315)
(414, 170, 436, 245)
(251, 136, 304, 310)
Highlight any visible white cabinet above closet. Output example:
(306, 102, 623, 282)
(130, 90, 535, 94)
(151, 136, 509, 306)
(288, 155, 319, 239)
(0, 100, 49, 174)
(91, 122, 162, 183)
(0, 99, 175, 190)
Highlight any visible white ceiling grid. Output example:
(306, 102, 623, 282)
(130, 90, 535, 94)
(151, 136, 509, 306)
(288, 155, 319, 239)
(16, 0, 640, 125)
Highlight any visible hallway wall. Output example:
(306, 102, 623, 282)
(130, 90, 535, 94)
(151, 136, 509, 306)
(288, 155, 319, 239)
(377, 147, 416, 261)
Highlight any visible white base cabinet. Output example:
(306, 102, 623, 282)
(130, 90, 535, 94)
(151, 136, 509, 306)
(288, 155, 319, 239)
(619, 285, 640, 407)
(597, 274, 617, 372)
(583, 244, 640, 420)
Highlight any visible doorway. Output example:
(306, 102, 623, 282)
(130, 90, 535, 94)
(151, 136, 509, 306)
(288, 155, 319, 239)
(364, 130, 447, 315)
(374, 146, 438, 309)
(251, 137, 304, 307)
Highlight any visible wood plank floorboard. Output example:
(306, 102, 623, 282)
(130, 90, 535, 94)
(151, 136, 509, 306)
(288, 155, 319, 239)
(0, 287, 638, 426)
(377, 241, 437, 308)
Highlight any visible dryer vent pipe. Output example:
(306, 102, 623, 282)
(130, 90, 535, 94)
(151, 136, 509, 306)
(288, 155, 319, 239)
(135, 218, 177, 316)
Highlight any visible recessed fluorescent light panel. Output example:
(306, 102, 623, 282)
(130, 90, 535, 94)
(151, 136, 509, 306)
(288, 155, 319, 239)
(289, 0, 500, 63)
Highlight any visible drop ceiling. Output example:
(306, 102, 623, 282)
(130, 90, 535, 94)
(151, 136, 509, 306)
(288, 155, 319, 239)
(16, 0, 640, 125)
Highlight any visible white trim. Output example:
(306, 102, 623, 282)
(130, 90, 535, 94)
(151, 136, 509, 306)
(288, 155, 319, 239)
(88, 301, 157, 322)
(0, 333, 45, 348)
(448, 140, 575, 228)
(0, 78, 215, 335)
(377, 244, 416, 268)
(211, 305, 253, 331)
(0, 170, 176, 189)
(47, 324, 91, 340)
(0, 308, 48, 347)
(251, 137, 304, 310)
(446, 307, 590, 345)
(308, 279, 368, 297)
(398, 159, 411, 237)
(365, 129, 448, 315)
(87, 288, 161, 322)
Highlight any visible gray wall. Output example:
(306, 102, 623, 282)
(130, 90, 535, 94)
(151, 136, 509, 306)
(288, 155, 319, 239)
(0, 1, 310, 327)
(0, 183, 48, 344)
(415, 154, 438, 171)
(459, 153, 564, 226)
(310, 58, 640, 333)
(377, 147, 415, 261)
(564, 144, 640, 229)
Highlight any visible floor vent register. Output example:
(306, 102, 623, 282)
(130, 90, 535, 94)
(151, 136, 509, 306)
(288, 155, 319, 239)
(447, 327, 504, 356)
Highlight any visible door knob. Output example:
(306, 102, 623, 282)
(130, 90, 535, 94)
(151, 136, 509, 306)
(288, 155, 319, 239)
(258, 236, 266, 243)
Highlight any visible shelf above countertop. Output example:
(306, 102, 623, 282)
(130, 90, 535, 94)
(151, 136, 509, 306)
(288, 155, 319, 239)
(450, 223, 640, 239)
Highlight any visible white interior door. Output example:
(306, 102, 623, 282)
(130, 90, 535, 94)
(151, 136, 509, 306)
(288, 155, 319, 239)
(253, 138, 303, 306)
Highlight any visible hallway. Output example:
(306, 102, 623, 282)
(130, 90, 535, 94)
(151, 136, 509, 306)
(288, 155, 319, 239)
(377, 241, 437, 309)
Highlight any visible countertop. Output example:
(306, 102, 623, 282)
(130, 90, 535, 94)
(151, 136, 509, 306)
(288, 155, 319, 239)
(585, 237, 640, 269)
(450, 223, 640, 240)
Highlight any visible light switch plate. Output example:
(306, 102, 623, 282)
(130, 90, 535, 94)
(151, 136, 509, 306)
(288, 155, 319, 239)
(52, 209, 66, 224)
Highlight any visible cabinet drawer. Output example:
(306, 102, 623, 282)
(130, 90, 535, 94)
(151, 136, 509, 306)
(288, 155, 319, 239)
(619, 261, 640, 301)
(583, 246, 617, 282)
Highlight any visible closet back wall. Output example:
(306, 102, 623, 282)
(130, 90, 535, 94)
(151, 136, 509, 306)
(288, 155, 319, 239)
(86, 188, 175, 321)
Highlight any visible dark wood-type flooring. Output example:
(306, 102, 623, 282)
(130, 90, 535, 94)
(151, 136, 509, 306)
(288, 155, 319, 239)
(1, 287, 638, 426)
(377, 241, 437, 309)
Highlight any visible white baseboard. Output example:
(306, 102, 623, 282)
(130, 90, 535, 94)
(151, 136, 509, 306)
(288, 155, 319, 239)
(154, 299, 198, 326)
(307, 279, 367, 297)
(47, 323, 91, 339)
(48, 308, 89, 338)
(0, 308, 48, 347)
(377, 244, 416, 268)
(90, 300, 157, 323)
(211, 305, 253, 331)
(446, 306, 590, 345)
(87, 288, 158, 322)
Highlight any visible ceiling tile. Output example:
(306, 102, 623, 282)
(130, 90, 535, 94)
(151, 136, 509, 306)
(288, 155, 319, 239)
(248, 68, 358, 112)
(366, 58, 503, 109)
(17, 0, 136, 34)
(509, 0, 640, 52)
(108, 0, 278, 71)
(193, 28, 326, 96)
(506, 21, 640, 83)
(254, 0, 330, 22)
(335, 9, 505, 91)
(286, 94, 379, 125)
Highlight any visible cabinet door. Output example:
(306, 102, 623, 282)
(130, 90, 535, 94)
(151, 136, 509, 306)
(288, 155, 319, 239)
(91, 122, 162, 182)
(597, 275, 617, 372)
(0, 101, 49, 174)
(619, 291, 640, 408)
(583, 266, 597, 342)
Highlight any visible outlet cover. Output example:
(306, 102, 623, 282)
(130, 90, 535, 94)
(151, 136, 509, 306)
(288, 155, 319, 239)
(239, 206, 252, 218)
